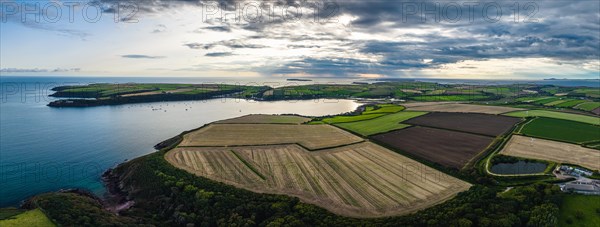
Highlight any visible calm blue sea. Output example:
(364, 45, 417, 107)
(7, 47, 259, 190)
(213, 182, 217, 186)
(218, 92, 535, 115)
(0, 76, 361, 207)
(0, 76, 597, 207)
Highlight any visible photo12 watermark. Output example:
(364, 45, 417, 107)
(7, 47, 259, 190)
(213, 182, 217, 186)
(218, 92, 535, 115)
(0, 1, 540, 25)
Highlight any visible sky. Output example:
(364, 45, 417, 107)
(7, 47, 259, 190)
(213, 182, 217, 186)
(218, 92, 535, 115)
(0, 0, 599, 79)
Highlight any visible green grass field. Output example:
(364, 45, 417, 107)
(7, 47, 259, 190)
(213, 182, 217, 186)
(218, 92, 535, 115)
(573, 88, 600, 98)
(534, 97, 560, 105)
(505, 110, 600, 125)
(519, 117, 600, 144)
(575, 102, 600, 112)
(559, 195, 600, 227)
(411, 95, 491, 101)
(555, 100, 586, 108)
(321, 113, 386, 124)
(0, 209, 54, 227)
(362, 104, 405, 114)
(335, 111, 428, 136)
(544, 99, 569, 106)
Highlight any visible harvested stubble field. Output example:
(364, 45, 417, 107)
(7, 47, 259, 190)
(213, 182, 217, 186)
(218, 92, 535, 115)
(372, 127, 495, 169)
(404, 112, 521, 136)
(165, 142, 471, 217)
(500, 135, 600, 171)
(179, 124, 363, 150)
(215, 114, 310, 124)
(405, 103, 523, 114)
(504, 110, 600, 125)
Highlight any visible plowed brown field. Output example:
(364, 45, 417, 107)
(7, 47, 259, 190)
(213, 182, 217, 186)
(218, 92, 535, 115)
(404, 112, 521, 136)
(372, 127, 495, 169)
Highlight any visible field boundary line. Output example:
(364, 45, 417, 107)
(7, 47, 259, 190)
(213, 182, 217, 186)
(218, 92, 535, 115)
(178, 141, 369, 152)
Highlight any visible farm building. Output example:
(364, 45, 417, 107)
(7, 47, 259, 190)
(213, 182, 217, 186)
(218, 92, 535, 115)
(560, 182, 600, 195)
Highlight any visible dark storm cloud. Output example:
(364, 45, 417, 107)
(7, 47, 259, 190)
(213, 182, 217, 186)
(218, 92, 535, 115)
(205, 52, 234, 57)
(121, 55, 165, 59)
(184, 39, 266, 49)
(95, 0, 599, 76)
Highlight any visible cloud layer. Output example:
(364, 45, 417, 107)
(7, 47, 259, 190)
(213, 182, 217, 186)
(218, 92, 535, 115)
(3, 0, 599, 78)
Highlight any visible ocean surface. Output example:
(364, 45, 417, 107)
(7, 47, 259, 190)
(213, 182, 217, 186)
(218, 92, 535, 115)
(0, 76, 361, 207)
(0, 76, 597, 207)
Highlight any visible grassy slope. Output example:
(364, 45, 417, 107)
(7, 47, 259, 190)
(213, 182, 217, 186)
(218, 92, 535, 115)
(335, 111, 428, 136)
(559, 195, 600, 227)
(504, 110, 600, 125)
(520, 117, 600, 144)
(576, 102, 600, 111)
(362, 104, 405, 114)
(322, 113, 386, 124)
(412, 95, 490, 101)
(0, 209, 54, 227)
(534, 97, 560, 105)
(555, 100, 586, 108)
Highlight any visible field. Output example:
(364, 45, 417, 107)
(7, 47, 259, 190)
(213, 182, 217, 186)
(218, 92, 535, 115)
(0, 209, 54, 227)
(321, 113, 386, 124)
(362, 104, 405, 114)
(519, 117, 600, 144)
(534, 97, 560, 105)
(504, 110, 600, 125)
(555, 100, 586, 108)
(335, 111, 428, 136)
(180, 124, 363, 150)
(166, 142, 471, 217)
(372, 127, 494, 169)
(411, 95, 491, 101)
(575, 102, 600, 111)
(405, 103, 523, 114)
(51, 83, 266, 98)
(401, 102, 462, 107)
(215, 114, 310, 124)
(515, 96, 552, 103)
(559, 195, 600, 227)
(572, 88, 600, 98)
(544, 99, 569, 106)
(499, 135, 600, 171)
(404, 112, 521, 136)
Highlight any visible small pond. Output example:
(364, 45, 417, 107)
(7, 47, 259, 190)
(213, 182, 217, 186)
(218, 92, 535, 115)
(490, 161, 547, 175)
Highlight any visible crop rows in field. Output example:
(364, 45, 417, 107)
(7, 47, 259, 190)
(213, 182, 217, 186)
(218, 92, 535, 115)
(372, 127, 494, 169)
(179, 124, 363, 150)
(215, 114, 310, 124)
(404, 112, 521, 136)
(166, 142, 471, 217)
